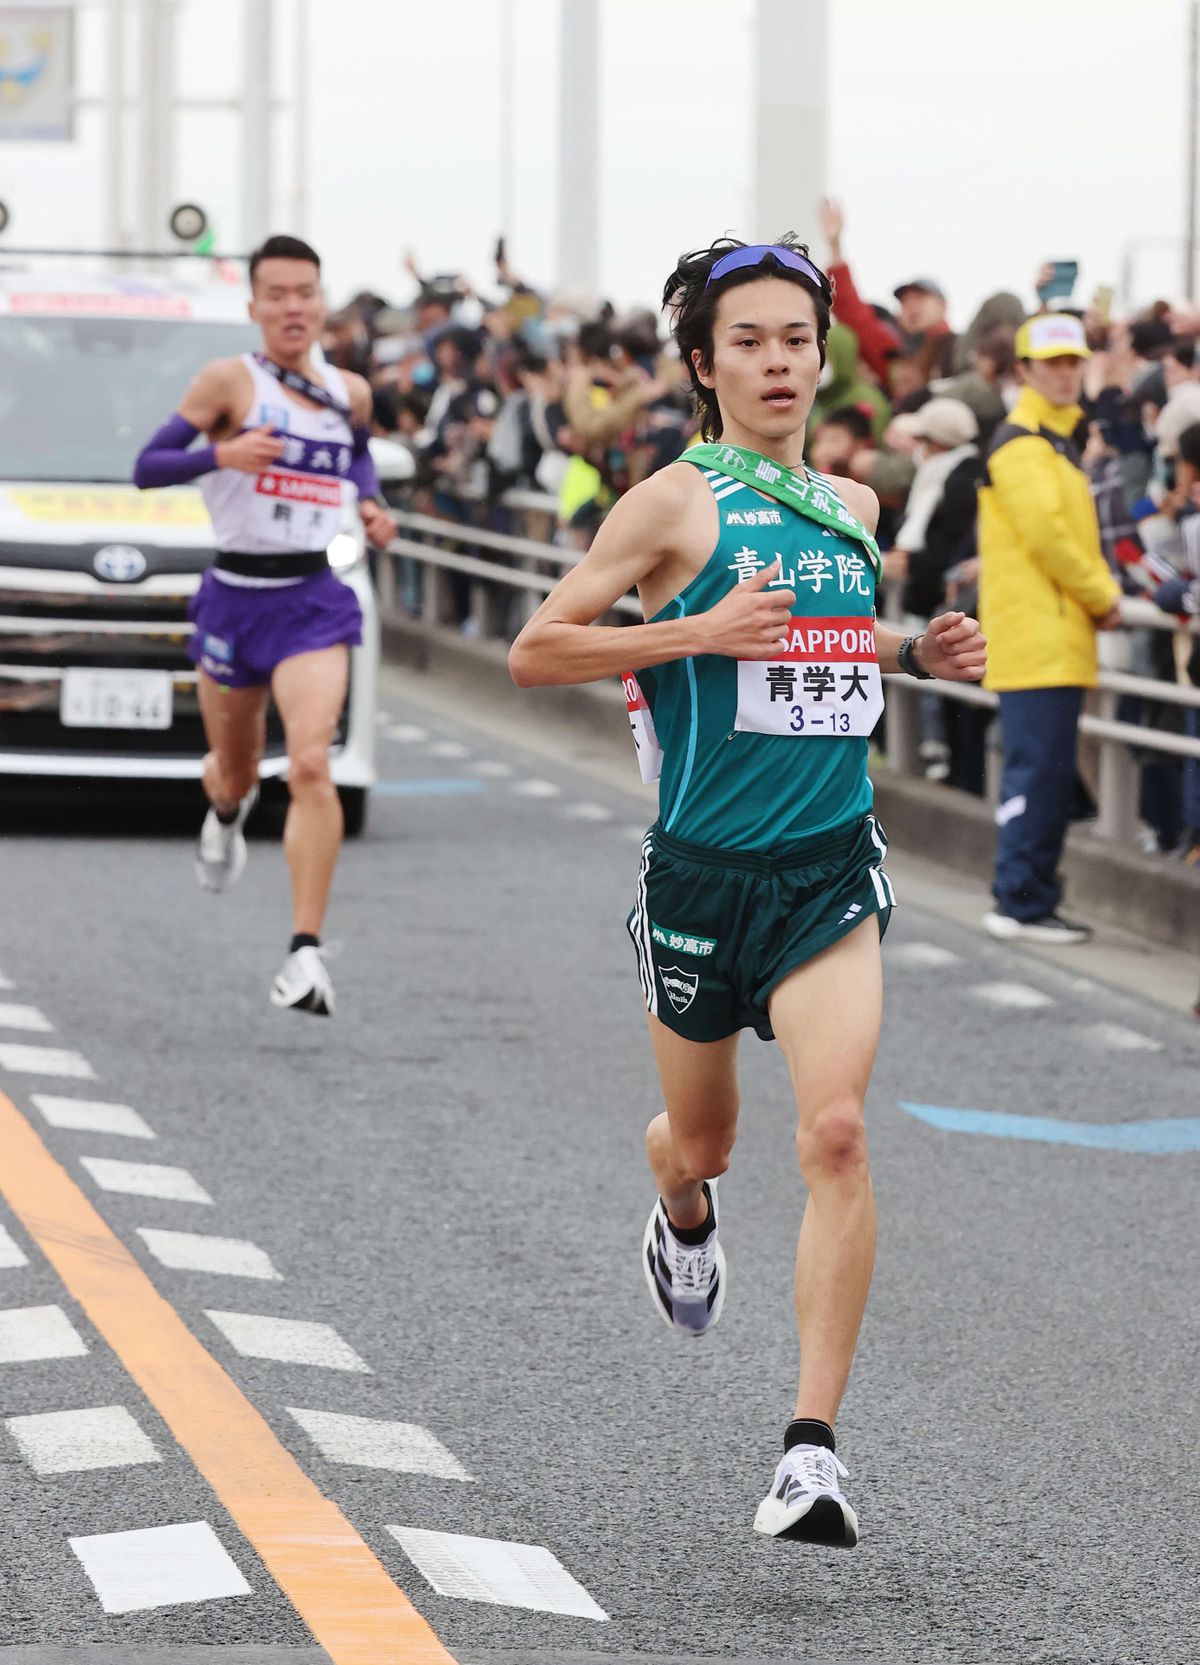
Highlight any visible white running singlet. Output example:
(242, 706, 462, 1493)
(201, 354, 355, 585)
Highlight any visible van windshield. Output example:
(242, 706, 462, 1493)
(0, 315, 258, 483)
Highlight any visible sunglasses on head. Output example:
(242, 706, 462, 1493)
(705, 244, 828, 291)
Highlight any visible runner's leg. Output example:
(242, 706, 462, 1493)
(197, 671, 268, 812)
(271, 645, 349, 937)
(768, 915, 882, 1427)
(645, 1017, 741, 1229)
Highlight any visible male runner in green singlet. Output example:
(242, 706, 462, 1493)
(509, 238, 986, 1547)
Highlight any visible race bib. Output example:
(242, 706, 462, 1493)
(252, 468, 346, 550)
(735, 615, 884, 738)
(623, 673, 663, 783)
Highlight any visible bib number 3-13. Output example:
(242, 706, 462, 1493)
(623, 674, 663, 783)
(735, 615, 885, 739)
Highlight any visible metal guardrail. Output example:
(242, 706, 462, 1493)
(379, 493, 1200, 853)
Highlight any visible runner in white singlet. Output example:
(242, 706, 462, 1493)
(133, 234, 395, 1015)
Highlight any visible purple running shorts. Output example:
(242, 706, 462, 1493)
(187, 568, 363, 689)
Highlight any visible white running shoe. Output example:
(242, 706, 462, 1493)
(641, 1180, 726, 1337)
(753, 1443, 859, 1547)
(983, 909, 1092, 945)
(194, 786, 258, 894)
(269, 945, 335, 1016)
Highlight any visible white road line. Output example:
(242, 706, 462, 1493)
(32, 1094, 155, 1139)
(388, 1526, 608, 1621)
(0, 1226, 28, 1269)
(0, 1304, 88, 1363)
(287, 1408, 472, 1480)
(1086, 1022, 1165, 1054)
(137, 1229, 282, 1281)
(512, 779, 561, 798)
(470, 759, 514, 778)
(79, 1158, 213, 1204)
(970, 982, 1055, 1011)
(887, 942, 963, 970)
(383, 723, 429, 742)
(563, 802, 613, 822)
(70, 1520, 251, 1615)
(6, 1405, 160, 1474)
(0, 1043, 95, 1079)
(427, 740, 470, 759)
(204, 1311, 369, 1372)
(0, 1003, 54, 1033)
(0, 968, 13, 991)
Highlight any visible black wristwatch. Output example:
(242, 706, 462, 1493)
(897, 634, 933, 680)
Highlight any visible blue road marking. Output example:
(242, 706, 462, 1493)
(374, 778, 487, 797)
(899, 1102, 1200, 1154)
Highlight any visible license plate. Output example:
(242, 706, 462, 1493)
(60, 669, 173, 731)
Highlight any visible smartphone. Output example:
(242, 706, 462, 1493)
(1037, 260, 1079, 303)
(494, 236, 507, 266)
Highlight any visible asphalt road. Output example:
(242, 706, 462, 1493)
(0, 676, 1197, 1665)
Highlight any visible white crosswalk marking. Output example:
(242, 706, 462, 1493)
(287, 1408, 471, 1480)
(70, 1520, 251, 1614)
(1086, 1022, 1164, 1054)
(388, 1526, 608, 1620)
(970, 982, 1054, 1010)
(0, 1226, 28, 1269)
(563, 802, 613, 822)
(32, 1094, 155, 1139)
(6, 1405, 160, 1474)
(471, 759, 513, 777)
(0, 968, 13, 991)
(383, 723, 429, 742)
(80, 1158, 212, 1204)
(512, 779, 561, 798)
(0, 1304, 88, 1363)
(427, 740, 470, 759)
(137, 1229, 282, 1281)
(0, 1003, 54, 1033)
(0, 1043, 95, 1079)
(204, 1311, 369, 1372)
(887, 942, 963, 970)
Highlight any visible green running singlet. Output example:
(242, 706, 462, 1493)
(636, 455, 880, 852)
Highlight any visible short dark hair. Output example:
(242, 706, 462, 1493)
(1169, 335, 1197, 370)
(662, 235, 832, 440)
(578, 321, 615, 363)
(1177, 421, 1200, 470)
(248, 234, 321, 287)
(821, 403, 874, 443)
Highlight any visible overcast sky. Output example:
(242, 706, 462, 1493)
(2, 0, 1195, 328)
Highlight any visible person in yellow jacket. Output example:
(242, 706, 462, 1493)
(978, 312, 1121, 943)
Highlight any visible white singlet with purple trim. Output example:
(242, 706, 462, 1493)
(201, 354, 355, 586)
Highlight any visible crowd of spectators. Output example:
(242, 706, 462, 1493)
(320, 208, 1200, 877)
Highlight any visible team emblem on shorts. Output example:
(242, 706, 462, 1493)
(658, 964, 699, 1015)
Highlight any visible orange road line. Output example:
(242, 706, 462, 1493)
(0, 1089, 457, 1665)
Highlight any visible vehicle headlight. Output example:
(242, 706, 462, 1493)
(327, 532, 362, 572)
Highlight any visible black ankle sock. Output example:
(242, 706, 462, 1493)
(289, 933, 320, 953)
(665, 1183, 714, 1245)
(785, 1418, 835, 1455)
(215, 805, 239, 826)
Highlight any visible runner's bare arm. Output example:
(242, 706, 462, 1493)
(827, 473, 988, 681)
(340, 372, 375, 428)
(509, 470, 797, 687)
(176, 359, 247, 438)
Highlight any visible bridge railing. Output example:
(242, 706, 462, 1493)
(378, 492, 1200, 853)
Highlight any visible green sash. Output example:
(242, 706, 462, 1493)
(686, 442, 882, 581)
